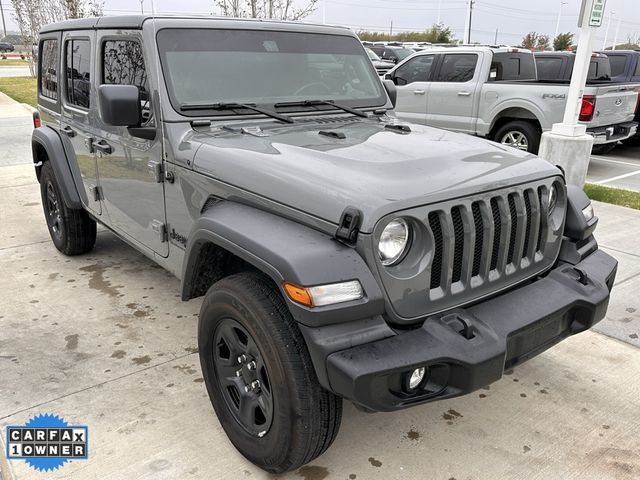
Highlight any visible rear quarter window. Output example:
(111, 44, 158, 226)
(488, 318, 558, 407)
(535, 56, 563, 80)
(490, 52, 536, 81)
(40, 39, 59, 100)
(607, 55, 627, 78)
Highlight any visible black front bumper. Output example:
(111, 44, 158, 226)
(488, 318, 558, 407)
(324, 249, 617, 412)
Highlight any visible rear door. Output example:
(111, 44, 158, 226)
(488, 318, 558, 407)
(92, 31, 167, 256)
(426, 52, 480, 133)
(60, 31, 101, 216)
(389, 53, 437, 124)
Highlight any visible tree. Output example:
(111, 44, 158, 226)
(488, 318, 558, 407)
(521, 31, 550, 51)
(553, 32, 573, 51)
(356, 24, 455, 44)
(11, 0, 104, 76)
(215, 0, 318, 20)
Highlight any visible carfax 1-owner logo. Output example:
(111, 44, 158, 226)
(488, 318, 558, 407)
(5, 413, 88, 472)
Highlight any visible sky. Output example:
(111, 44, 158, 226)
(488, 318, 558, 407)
(2, 0, 639, 48)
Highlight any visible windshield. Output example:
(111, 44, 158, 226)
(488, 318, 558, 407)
(394, 48, 414, 60)
(157, 28, 386, 115)
(366, 48, 381, 61)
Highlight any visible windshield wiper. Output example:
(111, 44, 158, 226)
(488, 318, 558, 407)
(274, 99, 369, 118)
(180, 102, 294, 124)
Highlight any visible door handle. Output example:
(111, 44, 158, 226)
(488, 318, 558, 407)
(92, 139, 113, 155)
(457, 91, 471, 96)
(413, 89, 426, 95)
(61, 126, 76, 137)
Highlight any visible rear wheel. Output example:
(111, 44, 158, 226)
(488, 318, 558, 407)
(198, 272, 342, 473)
(494, 120, 541, 154)
(39, 162, 96, 255)
(591, 143, 618, 155)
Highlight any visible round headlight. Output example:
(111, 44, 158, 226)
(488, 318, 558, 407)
(548, 185, 557, 215)
(378, 218, 410, 266)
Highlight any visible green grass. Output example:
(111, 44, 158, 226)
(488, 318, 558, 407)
(0, 76, 37, 107)
(0, 59, 30, 66)
(584, 183, 640, 211)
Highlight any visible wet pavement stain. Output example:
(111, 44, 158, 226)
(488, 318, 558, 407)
(520, 393, 527, 398)
(539, 389, 549, 394)
(296, 465, 329, 480)
(48, 273, 59, 281)
(479, 393, 487, 398)
(349, 475, 357, 479)
(368, 457, 382, 468)
(443, 409, 463, 420)
(80, 263, 122, 297)
(185, 347, 199, 354)
(64, 334, 79, 350)
(173, 364, 197, 375)
(523, 445, 531, 453)
(406, 429, 420, 441)
(193, 378, 204, 383)
(630, 334, 638, 339)
(132, 355, 151, 365)
(111, 350, 126, 359)
(626, 307, 637, 313)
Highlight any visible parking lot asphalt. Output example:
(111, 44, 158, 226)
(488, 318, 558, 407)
(0, 96, 639, 479)
(588, 145, 640, 192)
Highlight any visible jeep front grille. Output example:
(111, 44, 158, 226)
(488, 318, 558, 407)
(374, 178, 565, 320)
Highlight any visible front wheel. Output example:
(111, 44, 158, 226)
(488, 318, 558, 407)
(494, 120, 541, 154)
(198, 272, 342, 473)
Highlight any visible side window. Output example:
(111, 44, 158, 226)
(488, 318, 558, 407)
(536, 57, 563, 80)
(102, 39, 152, 124)
(40, 39, 59, 100)
(65, 39, 91, 109)
(393, 55, 435, 85)
(435, 54, 477, 82)
(634, 60, 640, 78)
(103, 40, 147, 88)
(607, 55, 627, 77)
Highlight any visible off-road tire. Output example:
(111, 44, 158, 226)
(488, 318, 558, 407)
(198, 272, 342, 473)
(40, 161, 96, 255)
(591, 143, 618, 155)
(494, 120, 541, 154)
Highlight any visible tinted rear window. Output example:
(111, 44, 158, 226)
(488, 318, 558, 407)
(635, 59, 640, 77)
(535, 56, 563, 80)
(607, 55, 627, 77)
(65, 39, 91, 109)
(490, 52, 536, 81)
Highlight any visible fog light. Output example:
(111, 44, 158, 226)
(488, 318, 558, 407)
(408, 367, 426, 390)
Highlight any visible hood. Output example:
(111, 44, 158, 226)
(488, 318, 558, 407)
(191, 117, 560, 233)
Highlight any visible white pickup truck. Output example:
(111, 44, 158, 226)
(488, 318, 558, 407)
(384, 46, 639, 153)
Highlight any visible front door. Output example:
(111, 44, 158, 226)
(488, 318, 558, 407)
(92, 32, 167, 256)
(391, 54, 437, 125)
(426, 53, 480, 133)
(60, 31, 101, 215)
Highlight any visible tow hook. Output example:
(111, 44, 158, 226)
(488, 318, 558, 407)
(573, 267, 589, 286)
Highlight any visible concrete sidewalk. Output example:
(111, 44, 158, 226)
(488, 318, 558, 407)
(0, 92, 33, 168)
(0, 162, 638, 480)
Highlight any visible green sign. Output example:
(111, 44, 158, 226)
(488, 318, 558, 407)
(589, 0, 606, 27)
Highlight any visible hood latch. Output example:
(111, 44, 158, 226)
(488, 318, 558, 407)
(335, 206, 362, 245)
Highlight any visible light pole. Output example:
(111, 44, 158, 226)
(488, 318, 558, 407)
(437, 0, 442, 25)
(140, 0, 144, 15)
(612, 17, 621, 50)
(602, 9, 613, 49)
(464, 0, 475, 44)
(554, 1, 568, 43)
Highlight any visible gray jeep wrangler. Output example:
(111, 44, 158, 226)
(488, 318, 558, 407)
(32, 16, 617, 473)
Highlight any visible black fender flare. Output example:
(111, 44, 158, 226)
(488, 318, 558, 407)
(32, 126, 82, 210)
(181, 202, 385, 327)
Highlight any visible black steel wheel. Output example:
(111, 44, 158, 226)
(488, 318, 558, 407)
(198, 272, 342, 473)
(39, 161, 96, 255)
(213, 318, 274, 437)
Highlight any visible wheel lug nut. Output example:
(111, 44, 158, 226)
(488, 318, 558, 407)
(251, 380, 260, 390)
(235, 369, 243, 377)
(247, 361, 256, 370)
(237, 354, 247, 364)
(244, 385, 251, 393)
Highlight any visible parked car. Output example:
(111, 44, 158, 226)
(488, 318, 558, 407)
(598, 50, 640, 146)
(33, 16, 617, 474)
(365, 47, 395, 75)
(535, 51, 612, 82)
(385, 46, 639, 153)
(0, 42, 15, 53)
(369, 45, 414, 64)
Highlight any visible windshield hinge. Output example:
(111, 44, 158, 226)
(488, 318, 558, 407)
(335, 207, 362, 245)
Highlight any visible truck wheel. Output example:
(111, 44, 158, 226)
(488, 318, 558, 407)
(494, 121, 540, 154)
(198, 272, 342, 473)
(591, 143, 617, 155)
(39, 162, 96, 255)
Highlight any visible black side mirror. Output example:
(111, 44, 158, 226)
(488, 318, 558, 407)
(383, 79, 397, 108)
(98, 84, 141, 127)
